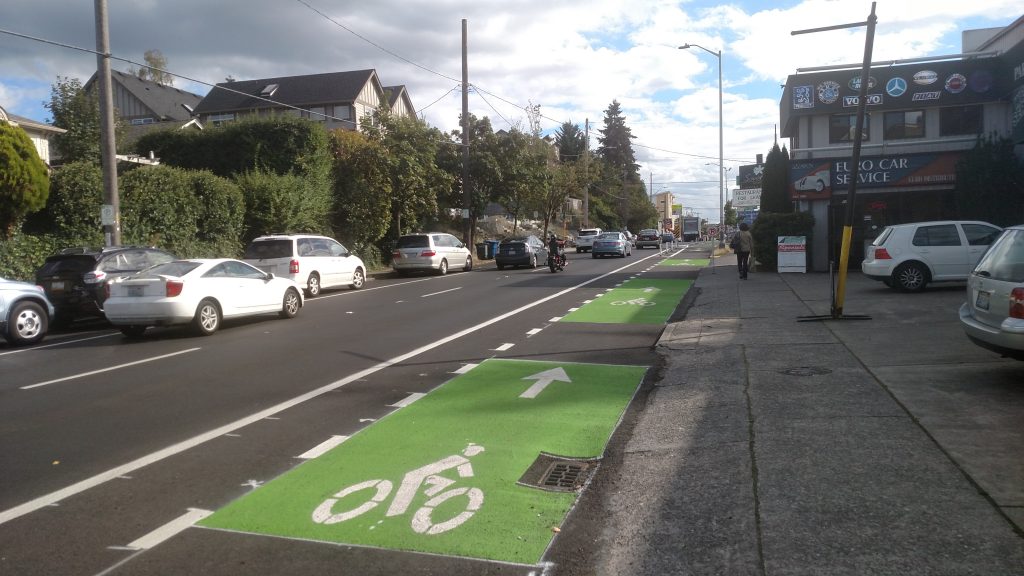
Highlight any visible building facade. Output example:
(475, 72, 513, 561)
(780, 15, 1024, 271)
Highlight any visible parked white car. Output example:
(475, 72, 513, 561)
(959, 224, 1024, 360)
(243, 234, 365, 297)
(861, 220, 1002, 291)
(104, 259, 303, 337)
(391, 233, 473, 276)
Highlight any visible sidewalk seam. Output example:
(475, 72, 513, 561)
(742, 342, 768, 576)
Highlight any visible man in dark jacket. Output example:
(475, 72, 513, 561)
(734, 222, 754, 279)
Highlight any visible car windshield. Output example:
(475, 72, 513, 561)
(145, 261, 203, 278)
(397, 235, 430, 248)
(244, 240, 292, 259)
(578, 230, 600, 237)
(641, 229, 658, 235)
(598, 233, 621, 239)
(974, 229, 1024, 283)
(502, 237, 527, 244)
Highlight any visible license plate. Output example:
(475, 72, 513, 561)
(128, 286, 145, 297)
(49, 281, 64, 291)
(975, 290, 990, 310)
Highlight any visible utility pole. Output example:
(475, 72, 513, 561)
(94, 0, 120, 246)
(583, 119, 589, 227)
(461, 19, 471, 247)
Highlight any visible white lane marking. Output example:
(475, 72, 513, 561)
(527, 328, 542, 335)
(549, 317, 562, 322)
(389, 392, 425, 407)
(422, 287, 462, 298)
(452, 363, 478, 374)
(568, 307, 579, 312)
(126, 508, 212, 550)
(296, 435, 349, 459)
(0, 256, 647, 526)
(20, 348, 201, 390)
(0, 332, 119, 357)
(493, 343, 515, 351)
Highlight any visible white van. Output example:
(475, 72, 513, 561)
(574, 228, 603, 253)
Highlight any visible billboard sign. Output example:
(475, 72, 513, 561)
(733, 188, 761, 207)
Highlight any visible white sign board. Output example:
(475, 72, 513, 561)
(733, 188, 761, 208)
(100, 205, 116, 226)
(777, 236, 806, 273)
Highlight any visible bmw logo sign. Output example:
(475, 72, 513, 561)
(886, 77, 907, 97)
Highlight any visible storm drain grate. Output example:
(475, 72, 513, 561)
(779, 366, 833, 377)
(517, 453, 599, 492)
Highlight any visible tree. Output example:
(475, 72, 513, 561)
(493, 128, 548, 234)
(954, 134, 1024, 227)
(128, 50, 173, 86)
(439, 114, 501, 244)
(0, 122, 50, 239)
(329, 129, 392, 248)
(594, 100, 644, 229)
(46, 76, 103, 164)
(759, 142, 792, 213)
(554, 121, 587, 163)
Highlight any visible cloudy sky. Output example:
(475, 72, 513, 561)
(1, 0, 1020, 221)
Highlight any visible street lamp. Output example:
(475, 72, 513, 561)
(680, 43, 724, 248)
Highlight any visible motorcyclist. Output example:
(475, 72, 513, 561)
(548, 233, 563, 262)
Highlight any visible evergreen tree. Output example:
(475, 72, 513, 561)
(759, 142, 792, 213)
(554, 121, 587, 163)
(0, 122, 50, 238)
(954, 134, 1024, 227)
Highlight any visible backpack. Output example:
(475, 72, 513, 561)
(729, 234, 741, 250)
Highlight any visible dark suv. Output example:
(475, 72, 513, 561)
(35, 246, 176, 325)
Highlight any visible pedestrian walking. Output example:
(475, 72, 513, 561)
(734, 222, 753, 279)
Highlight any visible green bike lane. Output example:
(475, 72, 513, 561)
(194, 252, 706, 567)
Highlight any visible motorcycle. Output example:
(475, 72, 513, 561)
(547, 250, 567, 273)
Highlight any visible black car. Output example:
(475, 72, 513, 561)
(636, 229, 662, 249)
(35, 246, 176, 325)
(495, 235, 548, 270)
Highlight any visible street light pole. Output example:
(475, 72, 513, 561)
(680, 43, 724, 247)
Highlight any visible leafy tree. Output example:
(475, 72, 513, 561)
(544, 160, 591, 236)
(954, 134, 1024, 227)
(439, 114, 503, 247)
(46, 76, 103, 164)
(329, 129, 391, 248)
(128, 49, 173, 86)
(41, 160, 104, 245)
(0, 122, 50, 238)
(554, 121, 587, 162)
(493, 128, 549, 234)
(759, 142, 792, 213)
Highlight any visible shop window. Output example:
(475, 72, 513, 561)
(939, 105, 982, 136)
(883, 110, 924, 140)
(829, 114, 869, 144)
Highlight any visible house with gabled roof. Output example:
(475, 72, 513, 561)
(84, 70, 204, 141)
(0, 105, 66, 168)
(191, 69, 415, 131)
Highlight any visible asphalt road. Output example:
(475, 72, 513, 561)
(0, 245, 694, 576)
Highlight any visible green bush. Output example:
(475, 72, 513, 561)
(236, 169, 331, 241)
(120, 166, 200, 256)
(0, 232, 59, 281)
(40, 161, 104, 246)
(190, 171, 245, 257)
(750, 212, 815, 271)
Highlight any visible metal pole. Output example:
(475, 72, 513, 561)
(461, 19, 471, 247)
(583, 119, 590, 227)
(716, 49, 724, 249)
(94, 0, 119, 246)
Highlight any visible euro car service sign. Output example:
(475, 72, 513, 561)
(817, 81, 840, 104)
(913, 70, 938, 85)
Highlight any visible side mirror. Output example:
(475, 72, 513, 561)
(265, 273, 275, 281)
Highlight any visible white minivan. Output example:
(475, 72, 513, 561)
(574, 228, 603, 253)
(243, 234, 366, 297)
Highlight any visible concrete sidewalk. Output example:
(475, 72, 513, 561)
(589, 255, 1024, 575)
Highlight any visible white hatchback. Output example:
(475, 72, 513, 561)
(861, 220, 1002, 291)
(243, 234, 366, 297)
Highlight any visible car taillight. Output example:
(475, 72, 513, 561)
(289, 259, 300, 274)
(1010, 288, 1024, 319)
(873, 247, 892, 260)
(166, 280, 184, 297)
(392, 250, 402, 259)
(420, 250, 436, 257)
(83, 270, 107, 284)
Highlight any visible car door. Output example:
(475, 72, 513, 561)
(961, 223, 1003, 271)
(308, 238, 337, 289)
(227, 260, 278, 313)
(328, 238, 355, 285)
(912, 224, 965, 280)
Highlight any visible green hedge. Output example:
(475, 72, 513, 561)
(0, 232, 59, 281)
(236, 169, 332, 241)
(750, 212, 815, 271)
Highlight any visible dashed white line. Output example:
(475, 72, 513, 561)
(125, 508, 212, 550)
(527, 328, 542, 335)
(389, 392, 426, 407)
(296, 435, 349, 459)
(549, 317, 562, 322)
(422, 287, 462, 298)
(494, 343, 515, 351)
(452, 363, 478, 374)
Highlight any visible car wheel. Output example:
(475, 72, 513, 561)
(437, 259, 448, 275)
(496, 263, 505, 270)
(192, 299, 221, 336)
(530, 254, 537, 268)
(592, 253, 598, 259)
(119, 325, 147, 339)
(893, 262, 928, 292)
(4, 301, 47, 345)
(350, 268, 365, 290)
(306, 273, 321, 297)
(280, 288, 301, 318)
(464, 256, 473, 271)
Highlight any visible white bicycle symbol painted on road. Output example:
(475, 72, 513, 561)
(311, 444, 485, 535)
(610, 297, 656, 307)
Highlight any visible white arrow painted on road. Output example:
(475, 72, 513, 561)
(519, 367, 572, 399)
